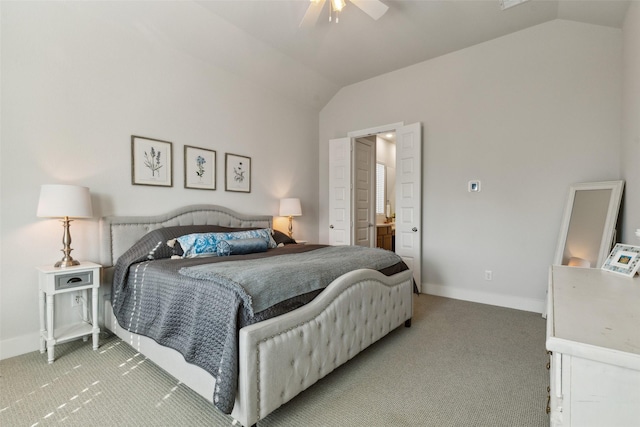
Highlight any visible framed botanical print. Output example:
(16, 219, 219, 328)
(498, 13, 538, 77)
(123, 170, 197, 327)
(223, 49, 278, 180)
(131, 135, 173, 187)
(225, 153, 251, 193)
(184, 145, 216, 190)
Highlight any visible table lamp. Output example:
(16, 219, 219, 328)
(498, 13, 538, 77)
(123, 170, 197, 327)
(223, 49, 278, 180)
(37, 184, 93, 267)
(279, 198, 302, 238)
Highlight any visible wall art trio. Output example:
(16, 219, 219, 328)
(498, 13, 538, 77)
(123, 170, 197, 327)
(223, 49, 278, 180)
(131, 135, 251, 193)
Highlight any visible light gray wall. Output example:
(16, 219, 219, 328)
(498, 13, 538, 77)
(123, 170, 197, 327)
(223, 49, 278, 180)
(0, 2, 320, 358)
(319, 20, 622, 312)
(1, 3, 633, 359)
(621, 2, 640, 244)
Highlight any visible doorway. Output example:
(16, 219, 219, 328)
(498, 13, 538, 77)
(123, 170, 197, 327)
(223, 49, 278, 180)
(351, 134, 395, 249)
(329, 122, 422, 291)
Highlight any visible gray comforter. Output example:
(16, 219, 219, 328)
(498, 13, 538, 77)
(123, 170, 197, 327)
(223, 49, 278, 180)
(180, 245, 404, 313)
(111, 227, 406, 414)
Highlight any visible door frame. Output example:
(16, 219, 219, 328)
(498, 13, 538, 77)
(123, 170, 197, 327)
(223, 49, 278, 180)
(347, 122, 405, 140)
(348, 123, 404, 248)
(347, 122, 422, 291)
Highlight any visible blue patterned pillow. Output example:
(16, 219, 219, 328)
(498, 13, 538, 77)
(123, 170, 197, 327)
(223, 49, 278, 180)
(176, 228, 276, 258)
(175, 233, 219, 258)
(216, 237, 268, 256)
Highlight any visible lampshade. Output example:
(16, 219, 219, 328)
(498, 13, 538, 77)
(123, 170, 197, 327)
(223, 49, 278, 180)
(37, 185, 93, 218)
(279, 198, 302, 217)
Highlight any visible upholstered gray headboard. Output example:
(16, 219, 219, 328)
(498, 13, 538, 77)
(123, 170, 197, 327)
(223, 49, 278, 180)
(99, 204, 273, 267)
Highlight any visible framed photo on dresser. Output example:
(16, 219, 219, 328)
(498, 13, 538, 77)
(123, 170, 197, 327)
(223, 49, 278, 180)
(601, 244, 640, 277)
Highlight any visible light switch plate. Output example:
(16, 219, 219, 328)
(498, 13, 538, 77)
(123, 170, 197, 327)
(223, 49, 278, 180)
(468, 180, 481, 192)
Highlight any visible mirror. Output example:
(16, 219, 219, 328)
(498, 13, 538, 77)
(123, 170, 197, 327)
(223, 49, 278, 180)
(554, 180, 624, 268)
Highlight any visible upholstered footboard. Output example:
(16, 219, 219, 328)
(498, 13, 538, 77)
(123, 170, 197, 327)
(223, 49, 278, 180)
(232, 268, 413, 427)
(100, 206, 414, 426)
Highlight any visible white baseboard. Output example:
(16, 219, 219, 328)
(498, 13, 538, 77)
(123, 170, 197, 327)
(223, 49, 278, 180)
(2, 286, 543, 360)
(424, 283, 546, 314)
(0, 332, 40, 361)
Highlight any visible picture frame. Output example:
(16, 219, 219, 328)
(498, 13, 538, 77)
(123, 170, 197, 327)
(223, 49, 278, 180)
(131, 135, 173, 187)
(601, 244, 640, 277)
(184, 145, 216, 190)
(225, 153, 251, 193)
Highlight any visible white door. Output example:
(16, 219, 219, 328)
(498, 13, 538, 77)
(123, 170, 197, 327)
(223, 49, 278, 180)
(329, 138, 352, 245)
(354, 138, 375, 247)
(395, 123, 422, 291)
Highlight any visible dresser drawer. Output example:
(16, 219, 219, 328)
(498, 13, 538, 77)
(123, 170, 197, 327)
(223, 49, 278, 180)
(55, 270, 93, 290)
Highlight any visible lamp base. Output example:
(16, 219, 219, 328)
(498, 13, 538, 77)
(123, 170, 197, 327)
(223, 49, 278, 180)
(288, 216, 294, 238)
(55, 258, 80, 268)
(54, 217, 79, 268)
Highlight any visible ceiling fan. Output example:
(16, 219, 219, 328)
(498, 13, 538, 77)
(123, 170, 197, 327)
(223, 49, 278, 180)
(300, 0, 389, 28)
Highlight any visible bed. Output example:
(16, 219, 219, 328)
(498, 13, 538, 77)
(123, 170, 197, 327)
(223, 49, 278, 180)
(99, 205, 413, 426)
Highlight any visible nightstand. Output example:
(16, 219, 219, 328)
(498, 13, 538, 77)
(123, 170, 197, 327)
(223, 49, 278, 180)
(37, 262, 102, 363)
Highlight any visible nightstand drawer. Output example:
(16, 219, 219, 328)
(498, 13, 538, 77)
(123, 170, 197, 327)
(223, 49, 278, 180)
(55, 270, 93, 290)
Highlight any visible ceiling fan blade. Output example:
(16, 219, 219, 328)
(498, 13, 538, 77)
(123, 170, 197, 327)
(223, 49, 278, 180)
(300, 0, 327, 28)
(350, 0, 389, 20)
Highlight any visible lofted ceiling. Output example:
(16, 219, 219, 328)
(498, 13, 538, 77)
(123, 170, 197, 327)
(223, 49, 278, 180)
(196, 0, 631, 90)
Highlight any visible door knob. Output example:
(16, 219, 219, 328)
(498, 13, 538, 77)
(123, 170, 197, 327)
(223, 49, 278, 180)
(329, 225, 334, 229)
(412, 227, 418, 232)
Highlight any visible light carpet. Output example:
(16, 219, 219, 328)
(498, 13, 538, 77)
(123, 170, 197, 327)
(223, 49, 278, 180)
(0, 294, 549, 426)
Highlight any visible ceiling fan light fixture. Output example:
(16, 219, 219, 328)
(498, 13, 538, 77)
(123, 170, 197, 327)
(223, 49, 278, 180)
(331, 0, 346, 12)
(300, 0, 388, 28)
(329, 0, 346, 24)
(329, 0, 346, 23)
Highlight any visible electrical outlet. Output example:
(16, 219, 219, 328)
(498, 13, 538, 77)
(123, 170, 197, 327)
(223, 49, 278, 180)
(484, 270, 493, 281)
(71, 292, 82, 307)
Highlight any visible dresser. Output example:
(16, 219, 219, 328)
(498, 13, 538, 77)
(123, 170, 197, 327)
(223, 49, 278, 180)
(546, 266, 640, 427)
